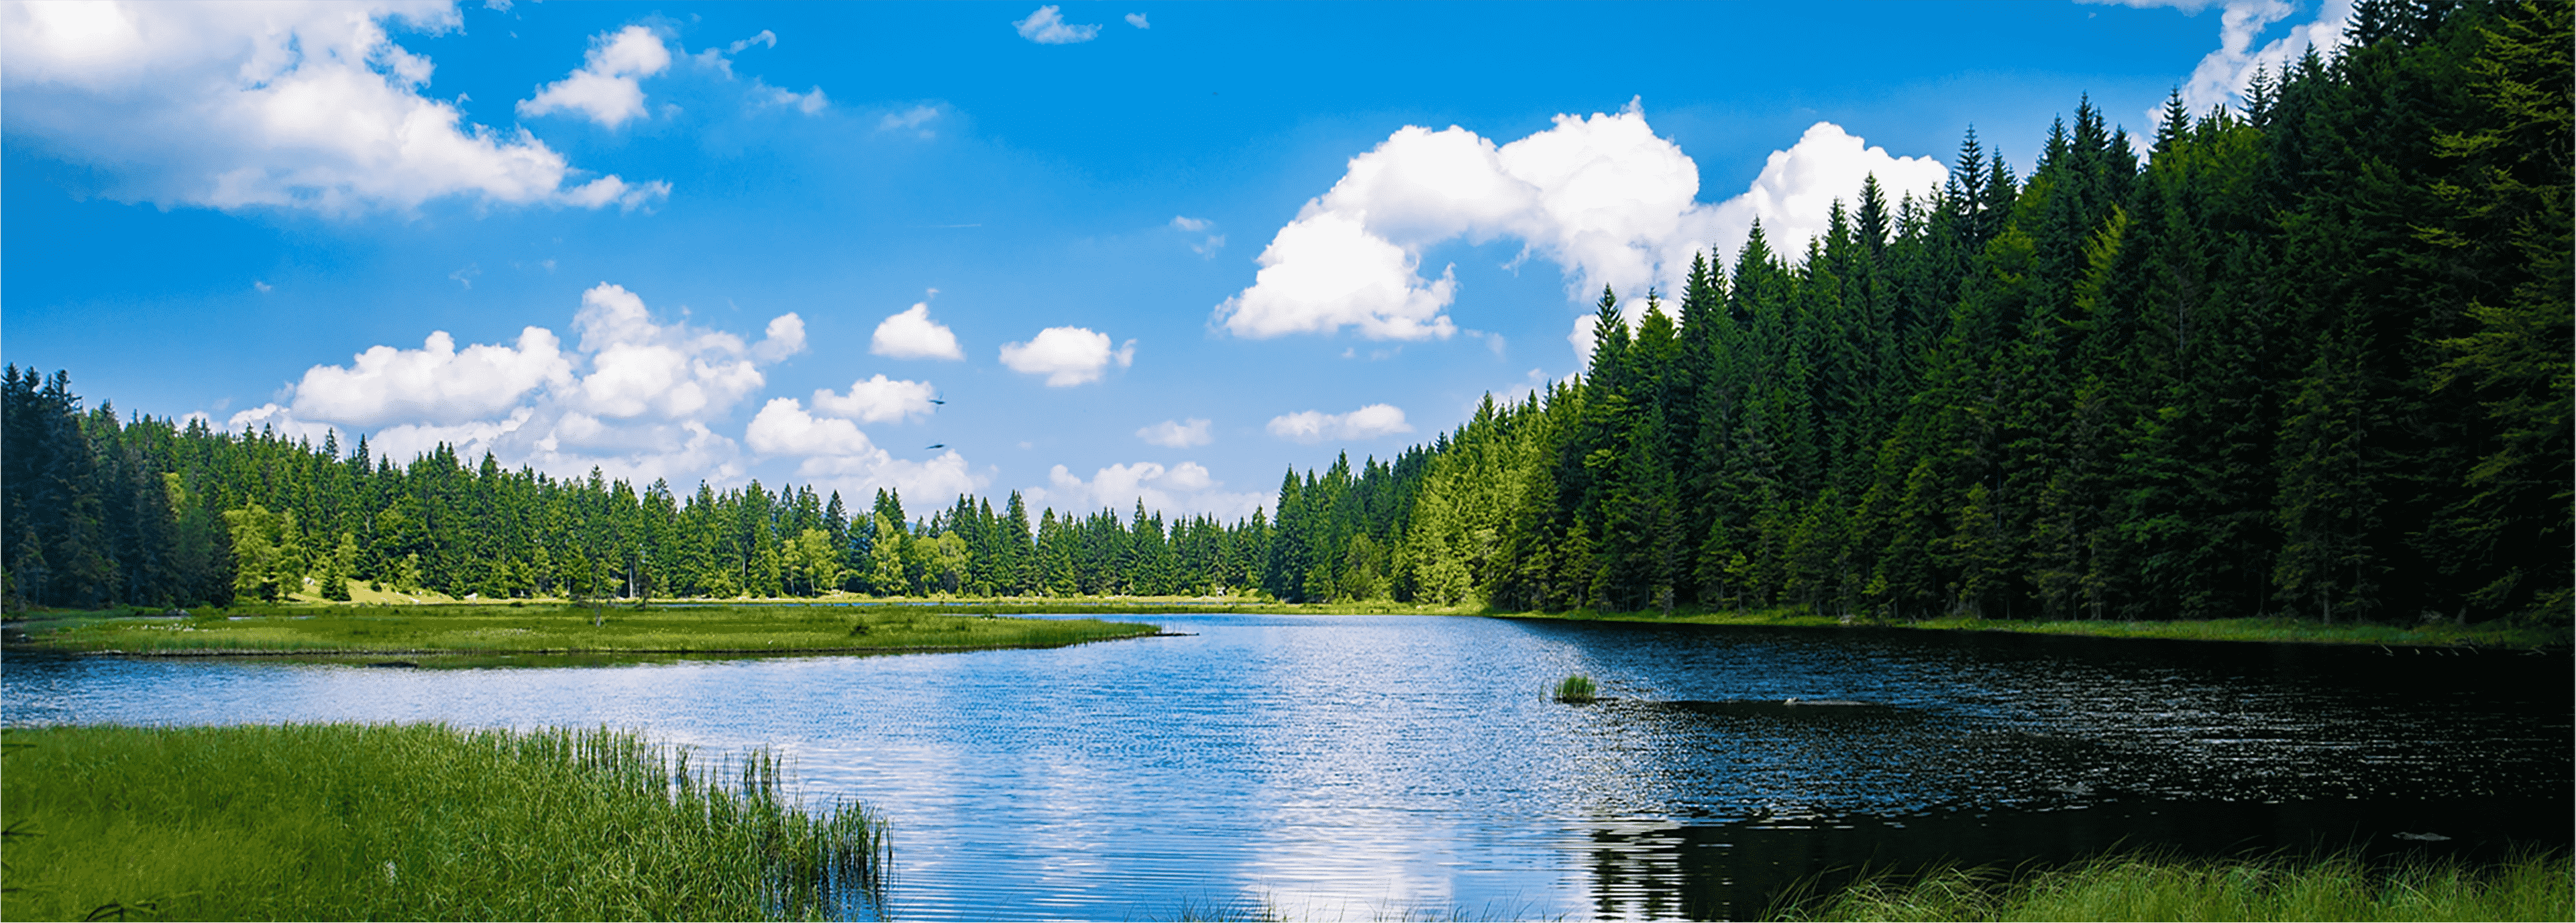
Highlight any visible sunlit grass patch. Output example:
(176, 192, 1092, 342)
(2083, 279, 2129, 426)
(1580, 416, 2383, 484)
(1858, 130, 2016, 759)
(1553, 673, 1599, 703)
(0, 723, 885, 922)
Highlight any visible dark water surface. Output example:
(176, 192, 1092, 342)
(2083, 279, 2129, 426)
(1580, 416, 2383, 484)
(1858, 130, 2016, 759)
(6, 614, 2568, 920)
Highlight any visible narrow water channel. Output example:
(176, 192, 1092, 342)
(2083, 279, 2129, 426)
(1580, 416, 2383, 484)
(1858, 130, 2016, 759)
(6, 613, 2567, 920)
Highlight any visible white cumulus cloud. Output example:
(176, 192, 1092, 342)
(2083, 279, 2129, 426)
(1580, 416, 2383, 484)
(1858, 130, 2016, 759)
(1124, 13, 1149, 28)
(1014, 5, 1099, 44)
(571, 282, 798, 421)
(1, 1, 667, 214)
(518, 25, 671, 129)
(1701, 122, 1948, 269)
(752, 313, 808, 363)
(1000, 327, 1134, 386)
(1027, 462, 1267, 522)
(1136, 418, 1212, 448)
(1267, 404, 1413, 444)
(750, 392, 980, 505)
(230, 282, 805, 488)
(871, 302, 965, 360)
(524, 419, 747, 489)
(1218, 103, 1945, 364)
(286, 327, 573, 428)
(812, 375, 938, 425)
(746, 397, 876, 456)
(796, 451, 985, 509)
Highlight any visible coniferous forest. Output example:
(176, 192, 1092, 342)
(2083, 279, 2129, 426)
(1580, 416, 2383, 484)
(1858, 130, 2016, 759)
(5, 1, 2565, 625)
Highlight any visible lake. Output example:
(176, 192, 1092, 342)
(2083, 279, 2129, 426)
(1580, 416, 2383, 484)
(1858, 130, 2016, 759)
(5, 612, 2568, 920)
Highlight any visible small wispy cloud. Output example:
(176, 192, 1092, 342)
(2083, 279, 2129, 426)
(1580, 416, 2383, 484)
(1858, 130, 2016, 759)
(759, 84, 828, 115)
(1267, 404, 1411, 444)
(1016, 5, 1100, 44)
(1125, 13, 1150, 28)
(878, 105, 940, 138)
(1171, 216, 1224, 258)
(1136, 417, 1212, 448)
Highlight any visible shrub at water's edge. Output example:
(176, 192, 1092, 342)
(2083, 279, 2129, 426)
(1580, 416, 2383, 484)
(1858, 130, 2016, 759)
(0, 723, 884, 922)
(1771, 849, 2574, 922)
(3, 602, 1159, 657)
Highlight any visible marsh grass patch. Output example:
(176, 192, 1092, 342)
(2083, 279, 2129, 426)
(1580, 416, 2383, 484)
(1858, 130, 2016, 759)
(0, 723, 888, 921)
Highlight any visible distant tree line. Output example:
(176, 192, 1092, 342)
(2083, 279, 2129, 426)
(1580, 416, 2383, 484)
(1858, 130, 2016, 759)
(0, 369, 1287, 607)
(3, 1, 2563, 624)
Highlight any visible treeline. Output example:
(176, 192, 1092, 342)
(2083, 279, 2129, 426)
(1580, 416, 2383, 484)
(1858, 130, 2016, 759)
(4, 360, 1452, 608)
(0, 370, 1290, 607)
(5, 1, 2563, 624)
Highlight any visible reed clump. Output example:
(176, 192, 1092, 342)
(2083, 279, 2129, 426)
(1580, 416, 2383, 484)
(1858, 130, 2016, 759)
(1, 723, 885, 921)
(1553, 674, 1597, 703)
(1776, 849, 2572, 922)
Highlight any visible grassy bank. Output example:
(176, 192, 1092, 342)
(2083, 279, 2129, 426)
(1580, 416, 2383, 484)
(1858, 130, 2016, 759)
(3, 602, 1160, 657)
(0, 724, 883, 921)
(1777, 850, 2573, 922)
(1494, 606, 2569, 649)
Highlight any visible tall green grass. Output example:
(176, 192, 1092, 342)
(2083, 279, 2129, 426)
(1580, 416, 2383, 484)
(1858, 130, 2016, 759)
(1552, 674, 1597, 703)
(1, 724, 884, 921)
(1775, 850, 2573, 922)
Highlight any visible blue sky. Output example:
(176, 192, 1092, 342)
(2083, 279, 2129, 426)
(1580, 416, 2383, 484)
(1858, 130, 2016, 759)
(3, 0, 2354, 520)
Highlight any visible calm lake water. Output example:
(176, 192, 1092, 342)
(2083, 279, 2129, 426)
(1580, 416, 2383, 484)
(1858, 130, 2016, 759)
(6, 613, 2569, 920)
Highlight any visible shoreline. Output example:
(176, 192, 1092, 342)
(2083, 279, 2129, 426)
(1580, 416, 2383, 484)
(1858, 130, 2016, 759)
(7, 598, 2560, 652)
(1485, 608, 2569, 650)
(1, 604, 1165, 660)
(15, 629, 1194, 659)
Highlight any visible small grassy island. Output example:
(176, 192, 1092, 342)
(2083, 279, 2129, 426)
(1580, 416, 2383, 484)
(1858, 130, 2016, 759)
(2, 602, 1161, 663)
